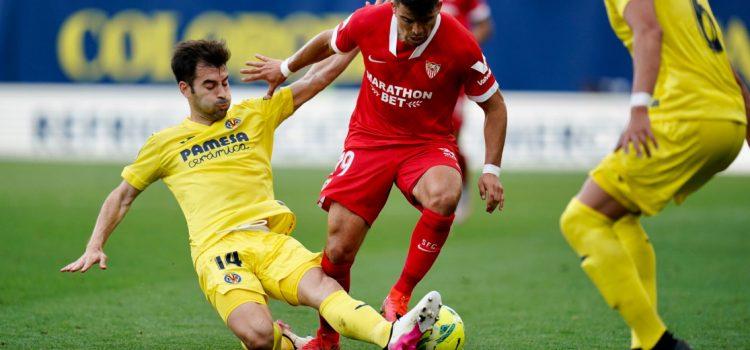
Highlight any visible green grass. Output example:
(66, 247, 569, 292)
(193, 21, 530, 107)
(0, 161, 748, 349)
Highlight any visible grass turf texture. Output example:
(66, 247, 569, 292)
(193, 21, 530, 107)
(0, 161, 748, 349)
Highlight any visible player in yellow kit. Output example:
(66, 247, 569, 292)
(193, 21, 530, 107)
(560, 0, 750, 349)
(60, 39, 442, 350)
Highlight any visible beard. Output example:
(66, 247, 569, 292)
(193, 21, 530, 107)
(198, 99, 230, 122)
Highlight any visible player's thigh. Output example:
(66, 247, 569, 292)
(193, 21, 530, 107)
(396, 145, 462, 212)
(576, 178, 632, 220)
(196, 247, 267, 323)
(318, 148, 397, 226)
(257, 233, 322, 306)
(225, 299, 275, 349)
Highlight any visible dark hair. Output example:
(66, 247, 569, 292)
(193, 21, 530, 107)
(393, 0, 439, 18)
(171, 39, 231, 86)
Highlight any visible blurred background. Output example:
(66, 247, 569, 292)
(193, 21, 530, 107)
(0, 1, 748, 349)
(0, 0, 747, 169)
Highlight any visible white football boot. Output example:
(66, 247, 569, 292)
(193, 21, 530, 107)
(387, 291, 442, 350)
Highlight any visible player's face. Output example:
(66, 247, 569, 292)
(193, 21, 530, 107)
(183, 63, 231, 122)
(393, 2, 442, 47)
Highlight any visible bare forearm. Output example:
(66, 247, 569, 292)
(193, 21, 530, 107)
(287, 30, 337, 73)
(631, 28, 662, 94)
(86, 186, 134, 249)
(483, 96, 508, 166)
(291, 49, 360, 109)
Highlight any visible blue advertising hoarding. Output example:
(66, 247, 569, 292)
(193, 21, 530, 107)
(0, 0, 748, 90)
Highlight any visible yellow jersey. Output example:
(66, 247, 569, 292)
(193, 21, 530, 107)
(122, 87, 297, 260)
(605, 0, 746, 124)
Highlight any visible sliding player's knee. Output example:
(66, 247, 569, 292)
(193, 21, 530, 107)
(235, 324, 275, 350)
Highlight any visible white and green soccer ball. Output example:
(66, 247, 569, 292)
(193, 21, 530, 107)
(417, 305, 465, 350)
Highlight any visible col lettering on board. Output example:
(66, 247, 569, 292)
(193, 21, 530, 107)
(57, 9, 365, 84)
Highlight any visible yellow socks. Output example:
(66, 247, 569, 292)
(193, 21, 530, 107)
(560, 199, 665, 349)
(318, 290, 392, 348)
(614, 215, 657, 349)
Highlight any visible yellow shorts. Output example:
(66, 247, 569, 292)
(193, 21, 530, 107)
(194, 230, 322, 322)
(591, 119, 745, 216)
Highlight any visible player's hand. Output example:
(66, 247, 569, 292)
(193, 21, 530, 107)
(616, 107, 659, 158)
(478, 173, 504, 213)
(60, 247, 108, 273)
(241, 54, 287, 99)
(365, 0, 389, 6)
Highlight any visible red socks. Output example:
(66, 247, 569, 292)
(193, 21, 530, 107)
(393, 208, 454, 295)
(316, 252, 353, 342)
(316, 208, 454, 342)
(321, 252, 352, 291)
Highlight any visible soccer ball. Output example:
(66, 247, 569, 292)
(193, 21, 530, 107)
(417, 305, 465, 350)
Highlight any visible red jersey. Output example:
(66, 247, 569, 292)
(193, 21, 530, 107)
(442, 0, 492, 30)
(331, 3, 498, 148)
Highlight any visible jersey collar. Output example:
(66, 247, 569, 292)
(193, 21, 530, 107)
(389, 13, 442, 59)
(183, 116, 212, 130)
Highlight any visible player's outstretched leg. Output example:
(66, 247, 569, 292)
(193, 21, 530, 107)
(386, 165, 460, 321)
(614, 215, 658, 349)
(295, 267, 441, 350)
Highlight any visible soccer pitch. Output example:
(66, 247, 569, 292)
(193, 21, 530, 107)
(0, 161, 748, 349)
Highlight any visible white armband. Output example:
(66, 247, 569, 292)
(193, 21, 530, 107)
(482, 164, 501, 177)
(280, 58, 295, 78)
(630, 92, 652, 108)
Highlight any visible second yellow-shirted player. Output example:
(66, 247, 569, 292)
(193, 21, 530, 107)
(560, 0, 749, 349)
(61, 39, 443, 350)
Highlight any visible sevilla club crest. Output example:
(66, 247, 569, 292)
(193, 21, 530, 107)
(425, 61, 441, 79)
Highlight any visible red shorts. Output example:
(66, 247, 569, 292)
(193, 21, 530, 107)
(317, 143, 462, 225)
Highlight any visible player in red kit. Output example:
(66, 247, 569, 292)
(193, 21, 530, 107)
(441, 0, 493, 222)
(244, 1, 507, 349)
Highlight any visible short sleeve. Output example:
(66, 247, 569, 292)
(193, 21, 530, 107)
(331, 8, 367, 54)
(263, 87, 295, 128)
(122, 134, 163, 190)
(463, 47, 499, 103)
